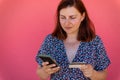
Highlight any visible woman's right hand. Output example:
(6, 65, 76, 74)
(36, 62, 60, 80)
(42, 62, 60, 75)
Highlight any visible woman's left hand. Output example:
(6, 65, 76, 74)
(79, 64, 95, 78)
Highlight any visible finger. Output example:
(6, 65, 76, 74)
(82, 67, 94, 77)
(42, 62, 49, 66)
(47, 64, 57, 68)
(44, 68, 52, 74)
(84, 71, 92, 77)
(80, 65, 88, 71)
(48, 67, 60, 74)
(51, 67, 60, 72)
(37, 65, 42, 69)
(45, 68, 58, 74)
(83, 64, 93, 72)
(43, 65, 56, 72)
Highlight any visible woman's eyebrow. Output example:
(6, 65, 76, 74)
(70, 15, 77, 17)
(60, 14, 77, 17)
(60, 15, 65, 17)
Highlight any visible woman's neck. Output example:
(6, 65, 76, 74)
(65, 34, 78, 43)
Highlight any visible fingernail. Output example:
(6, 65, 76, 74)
(52, 64, 56, 66)
(58, 67, 60, 68)
(45, 62, 49, 64)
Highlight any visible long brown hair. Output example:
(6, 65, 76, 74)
(52, 0, 96, 42)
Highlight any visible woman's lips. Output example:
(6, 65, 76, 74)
(64, 27, 72, 30)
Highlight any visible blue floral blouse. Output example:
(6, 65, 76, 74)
(36, 34, 111, 80)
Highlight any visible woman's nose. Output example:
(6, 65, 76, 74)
(64, 19, 71, 25)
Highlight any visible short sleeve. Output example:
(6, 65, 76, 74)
(35, 34, 53, 66)
(94, 36, 111, 71)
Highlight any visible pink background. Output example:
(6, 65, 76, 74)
(0, 0, 120, 80)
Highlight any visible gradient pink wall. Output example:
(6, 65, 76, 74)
(0, 0, 120, 80)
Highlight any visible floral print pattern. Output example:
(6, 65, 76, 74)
(36, 34, 110, 80)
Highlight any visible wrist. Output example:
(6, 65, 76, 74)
(38, 67, 51, 79)
(90, 70, 96, 80)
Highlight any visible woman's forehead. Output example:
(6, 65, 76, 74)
(60, 6, 81, 16)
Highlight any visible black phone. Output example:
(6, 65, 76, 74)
(38, 55, 58, 67)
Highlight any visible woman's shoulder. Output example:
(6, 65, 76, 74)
(93, 35, 102, 41)
(43, 34, 53, 41)
(90, 35, 103, 45)
(45, 34, 53, 39)
(44, 34, 60, 42)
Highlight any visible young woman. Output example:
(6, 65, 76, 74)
(36, 0, 111, 80)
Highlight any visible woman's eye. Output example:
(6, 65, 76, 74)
(71, 17, 76, 19)
(60, 17, 65, 19)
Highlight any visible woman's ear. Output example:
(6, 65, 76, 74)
(81, 12, 85, 21)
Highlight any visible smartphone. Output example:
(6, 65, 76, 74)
(38, 55, 58, 67)
(69, 62, 87, 68)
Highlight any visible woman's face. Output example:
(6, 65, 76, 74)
(59, 6, 85, 35)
